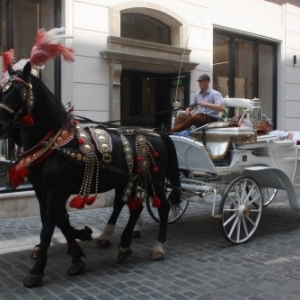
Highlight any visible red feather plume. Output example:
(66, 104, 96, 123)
(1, 49, 14, 72)
(30, 27, 74, 67)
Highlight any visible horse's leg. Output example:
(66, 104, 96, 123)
(149, 187, 170, 261)
(51, 200, 87, 276)
(132, 215, 142, 238)
(97, 188, 125, 247)
(24, 196, 86, 288)
(31, 198, 92, 260)
(118, 203, 144, 261)
(30, 190, 47, 260)
(23, 210, 56, 288)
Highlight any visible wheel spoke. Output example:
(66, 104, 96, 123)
(223, 211, 238, 226)
(228, 214, 239, 238)
(241, 216, 249, 236)
(146, 171, 189, 224)
(227, 193, 239, 206)
(220, 176, 263, 244)
(244, 214, 256, 226)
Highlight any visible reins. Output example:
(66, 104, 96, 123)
(74, 106, 184, 127)
(101, 164, 181, 191)
(1, 75, 183, 192)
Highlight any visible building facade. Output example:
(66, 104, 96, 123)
(0, 0, 300, 209)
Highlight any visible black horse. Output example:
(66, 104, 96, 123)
(0, 62, 181, 288)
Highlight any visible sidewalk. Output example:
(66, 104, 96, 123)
(1, 190, 300, 299)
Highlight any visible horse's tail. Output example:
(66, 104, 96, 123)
(157, 132, 181, 204)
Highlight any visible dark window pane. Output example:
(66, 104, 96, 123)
(0, 0, 6, 52)
(213, 29, 276, 122)
(121, 13, 170, 45)
(213, 32, 230, 97)
(235, 39, 254, 99)
(14, 0, 38, 59)
(0, 0, 56, 192)
(259, 44, 275, 119)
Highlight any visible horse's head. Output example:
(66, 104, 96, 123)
(0, 61, 33, 138)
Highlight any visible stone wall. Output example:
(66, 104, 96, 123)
(0, 190, 115, 220)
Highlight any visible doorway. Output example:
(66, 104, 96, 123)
(121, 70, 190, 129)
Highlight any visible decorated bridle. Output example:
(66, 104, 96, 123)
(1, 27, 74, 125)
(0, 75, 35, 125)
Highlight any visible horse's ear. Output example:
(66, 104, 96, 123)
(7, 63, 15, 76)
(23, 61, 32, 78)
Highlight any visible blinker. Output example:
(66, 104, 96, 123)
(2, 82, 12, 92)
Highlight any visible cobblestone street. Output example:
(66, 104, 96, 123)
(1, 189, 300, 300)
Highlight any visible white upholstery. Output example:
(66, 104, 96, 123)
(223, 98, 254, 109)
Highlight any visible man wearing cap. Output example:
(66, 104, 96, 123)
(171, 74, 224, 132)
(258, 114, 293, 140)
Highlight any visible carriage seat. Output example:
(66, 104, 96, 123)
(174, 97, 257, 163)
(190, 126, 256, 163)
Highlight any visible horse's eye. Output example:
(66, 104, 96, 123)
(20, 88, 28, 100)
(2, 82, 12, 92)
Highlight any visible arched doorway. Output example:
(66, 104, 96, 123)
(101, 5, 198, 126)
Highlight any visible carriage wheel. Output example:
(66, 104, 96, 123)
(219, 176, 263, 244)
(146, 171, 189, 224)
(261, 187, 277, 207)
(251, 187, 277, 207)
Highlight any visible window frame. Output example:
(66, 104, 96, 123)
(213, 28, 277, 127)
(1, 0, 61, 193)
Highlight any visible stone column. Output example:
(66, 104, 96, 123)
(109, 61, 122, 124)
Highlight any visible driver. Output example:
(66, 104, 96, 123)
(171, 74, 225, 132)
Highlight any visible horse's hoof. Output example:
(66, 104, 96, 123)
(83, 226, 93, 241)
(149, 251, 165, 261)
(30, 246, 40, 260)
(131, 231, 141, 239)
(23, 273, 44, 288)
(67, 262, 86, 276)
(97, 239, 112, 248)
(118, 247, 132, 261)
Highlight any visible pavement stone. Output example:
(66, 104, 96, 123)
(2, 189, 300, 299)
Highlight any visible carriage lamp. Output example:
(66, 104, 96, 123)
(251, 98, 261, 124)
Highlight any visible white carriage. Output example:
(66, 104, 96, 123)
(147, 97, 300, 244)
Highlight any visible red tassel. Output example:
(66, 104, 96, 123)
(152, 166, 159, 173)
(18, 166, 29, 177)
(152, 196, 161, 208)
(127, 196, 137, 211)
(84, 195, 96, 206)
(21, 115, 34, 125)
(8, 166, 26, 188)
(70, 195, 85, 209)
(127, 195, 143, 211)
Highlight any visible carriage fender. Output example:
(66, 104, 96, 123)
(243, 166, 299, 211)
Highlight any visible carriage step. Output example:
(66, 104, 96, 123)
(213, 214, 222, 218)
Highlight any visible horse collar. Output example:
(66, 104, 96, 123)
(9, 127, 74, 188)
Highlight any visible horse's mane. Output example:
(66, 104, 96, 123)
(31, 75, 70, 127)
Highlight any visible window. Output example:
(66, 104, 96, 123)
(0, 0, 60, 192)
(213, 29, 277, 126)
(121, 13, 171, 45)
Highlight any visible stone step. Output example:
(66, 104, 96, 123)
(0, 190, 114, 219)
